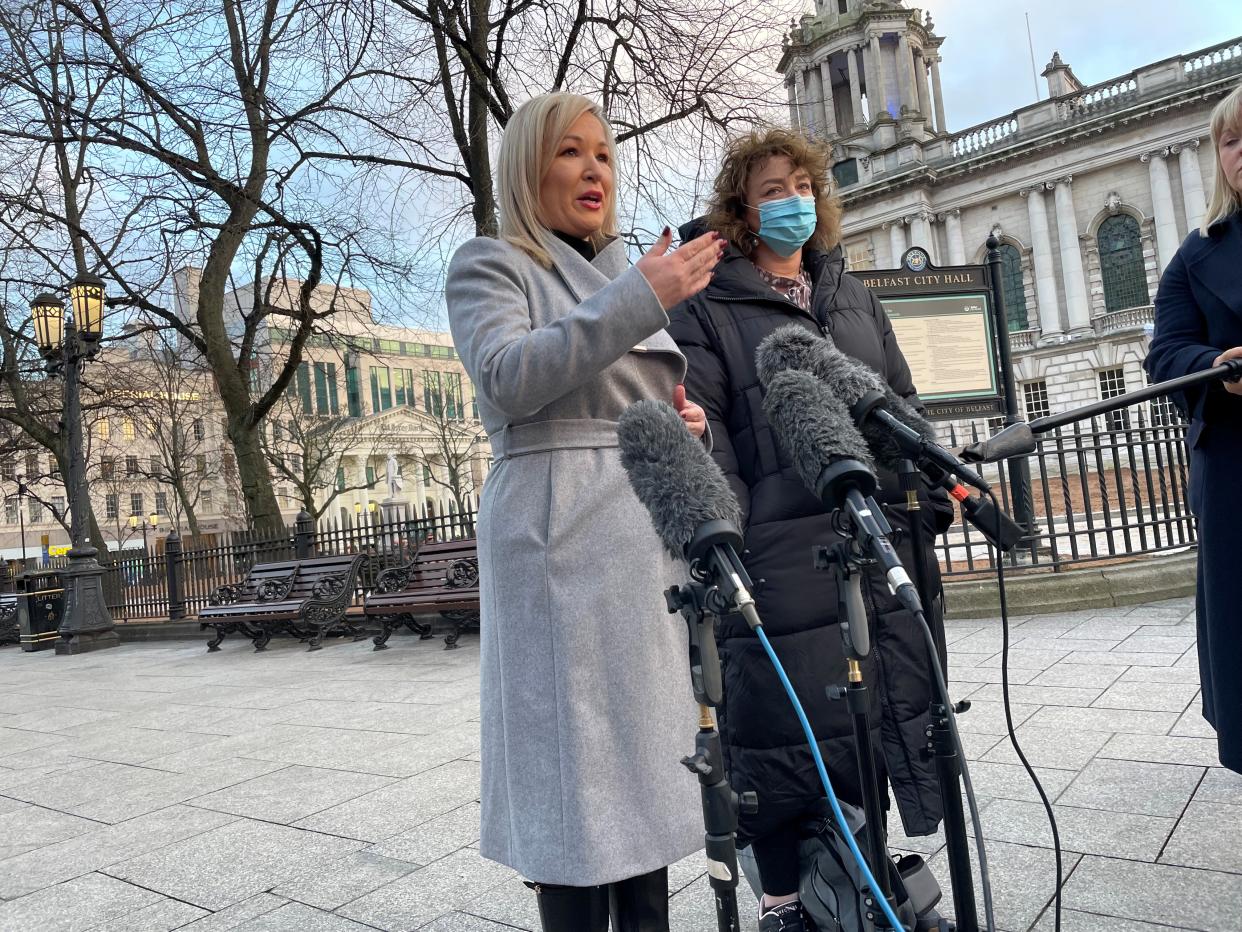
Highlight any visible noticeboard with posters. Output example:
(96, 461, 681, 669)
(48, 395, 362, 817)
(856, 247, 1004, 420)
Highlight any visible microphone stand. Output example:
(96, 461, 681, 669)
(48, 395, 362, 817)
(962, 358, 1242, 463)
(815, 536, 895, 927)
(899, 459, 978, 932)
(666, 567, 758, 932)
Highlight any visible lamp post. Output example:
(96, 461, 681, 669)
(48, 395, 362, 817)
(14, 475, 28, 572)
(128, 512, 160, 554)
(30, 276, 119, 654)
(985, 236, 1037, 554)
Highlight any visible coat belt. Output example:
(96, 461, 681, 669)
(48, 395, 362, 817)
(491, 418, 621, 461)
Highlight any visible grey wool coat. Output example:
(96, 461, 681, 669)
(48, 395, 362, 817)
(445, 233, 703, 886)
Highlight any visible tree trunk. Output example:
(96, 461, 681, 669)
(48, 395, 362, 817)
(229, 420, 283, 530)
(50, 447, 109, 560)
(171, 480, 201, 538)
(468, 0, 497, 237)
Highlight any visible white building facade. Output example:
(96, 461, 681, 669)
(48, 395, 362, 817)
(780, 0, 1241, 437)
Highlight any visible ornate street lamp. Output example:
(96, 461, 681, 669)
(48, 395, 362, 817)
(128, 513, 160, 553)
(69, 273, 105, 340)
(30, 276, 118, 655)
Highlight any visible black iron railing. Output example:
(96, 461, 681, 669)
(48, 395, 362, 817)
(9, 415, 1195, 622)
(938, 410, 1194, 577)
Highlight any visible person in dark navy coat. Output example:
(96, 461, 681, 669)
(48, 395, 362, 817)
(1145, 82, 1242, 774)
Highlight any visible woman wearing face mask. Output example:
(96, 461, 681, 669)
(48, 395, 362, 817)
(667, 128, 950, 932)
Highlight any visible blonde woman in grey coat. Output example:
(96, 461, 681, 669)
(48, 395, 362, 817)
(446, 92, 725, 931)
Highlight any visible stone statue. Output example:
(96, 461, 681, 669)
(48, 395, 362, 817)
(385, 453, 403, 500)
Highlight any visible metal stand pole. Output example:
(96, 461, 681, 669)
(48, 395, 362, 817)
(818, 538, 901, 929)
(898, 459, 976, 932)
(667, 581, 756, 932)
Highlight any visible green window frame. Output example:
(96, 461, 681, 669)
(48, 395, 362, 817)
(296, 362, 312, 414)
(998, 244, 1028, 332)
(345, 357, 362, 417)
(370, 366, 392, 413)
(1098, 215, 1149, 313)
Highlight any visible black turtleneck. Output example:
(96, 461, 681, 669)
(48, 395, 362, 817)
(552, 229, 596, 262)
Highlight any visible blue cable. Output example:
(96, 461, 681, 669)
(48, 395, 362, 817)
(755, 626, 906, 932)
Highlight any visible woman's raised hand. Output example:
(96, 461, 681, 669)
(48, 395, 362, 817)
(635, 227, 725, 310)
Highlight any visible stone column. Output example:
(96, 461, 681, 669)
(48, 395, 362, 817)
(908, 209, 933, 254)
(875, 225, 893, 269)
(914, 50, 932, 117)
(928, 53, 947, 133)
(1174, 140, 1206, 235)
(897, 33, 918, 115)
(819, 59, 838, 139)
(786, 79, 801, 132)
(867, 33, 886, 118)
(1052, 177, 1091, 332)
(1022, 184, 1062, 338)
(846, 46, 865, 128)
(942, 209, 966, 265)
(801, 68, 818, 136)
(888, 218, 907, 263)
(1142, 148, 1179, 271)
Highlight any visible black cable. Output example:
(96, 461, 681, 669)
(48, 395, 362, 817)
(987, 487, 1063, 932)
(911, 606, 995, 932)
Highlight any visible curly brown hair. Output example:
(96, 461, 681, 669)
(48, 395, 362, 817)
(703, 128, 842, 255)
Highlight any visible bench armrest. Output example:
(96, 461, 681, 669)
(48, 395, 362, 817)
(375, 560, 418, 594)
(445, 558, 479, 589)
(255, 575, 296, 603)
(208, 583, 249, 606)
(311, 573, 349, 600)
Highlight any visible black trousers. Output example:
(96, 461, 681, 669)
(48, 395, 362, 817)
(752, 823, 803, 896)
(530, 866, 669, 932)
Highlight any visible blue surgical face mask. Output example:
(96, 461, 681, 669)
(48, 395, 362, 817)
(753, 194, 817, 257)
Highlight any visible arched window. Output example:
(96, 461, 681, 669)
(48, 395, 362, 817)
(998, 244, 1028, 331)
(1098, 215, 1149, 312)
(832, 158, 858, 188)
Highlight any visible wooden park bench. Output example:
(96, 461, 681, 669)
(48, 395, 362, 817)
(365, 538, 480, 651)
(199, 553, 366, 652)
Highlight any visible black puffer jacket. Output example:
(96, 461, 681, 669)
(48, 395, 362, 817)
(668, 222, 952, 841)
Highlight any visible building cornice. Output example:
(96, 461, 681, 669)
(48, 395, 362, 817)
(838, 80, 1227, 218)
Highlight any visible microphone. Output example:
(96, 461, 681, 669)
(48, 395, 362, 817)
(756, 326, 992, 494)
(761, 370, 922, 615)
(759, 369, 876, 508)
(617, 400, 761, 630)
(959, 421, 1037, 464)
(919, 462, 1025, 553)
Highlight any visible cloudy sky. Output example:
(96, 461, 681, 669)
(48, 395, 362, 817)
(917, 0, 1239, 130)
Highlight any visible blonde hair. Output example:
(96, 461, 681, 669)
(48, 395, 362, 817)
(703, 127, 842, 255)
(1202, 82, 1242, 235)
(497, 93, 619, 266)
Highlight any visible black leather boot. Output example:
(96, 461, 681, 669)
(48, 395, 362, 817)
(530, 881, 609, 932)
(607, 866, 670, 932)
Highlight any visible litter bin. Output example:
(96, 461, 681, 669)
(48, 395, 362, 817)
(16, 571, 63, 652)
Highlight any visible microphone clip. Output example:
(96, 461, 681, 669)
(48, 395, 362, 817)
(665, 582, 725, 708)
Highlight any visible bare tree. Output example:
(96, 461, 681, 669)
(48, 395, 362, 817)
(421, 371, 485, 519)
(102, 333, 220, 537)
(259, 391, 393, 521)
(0, 0, 792, 537)
(0, 0, 417, 530)
(367, 0, 790, 239)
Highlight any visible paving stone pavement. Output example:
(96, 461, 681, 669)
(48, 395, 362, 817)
(0, 595, 1238, 931)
